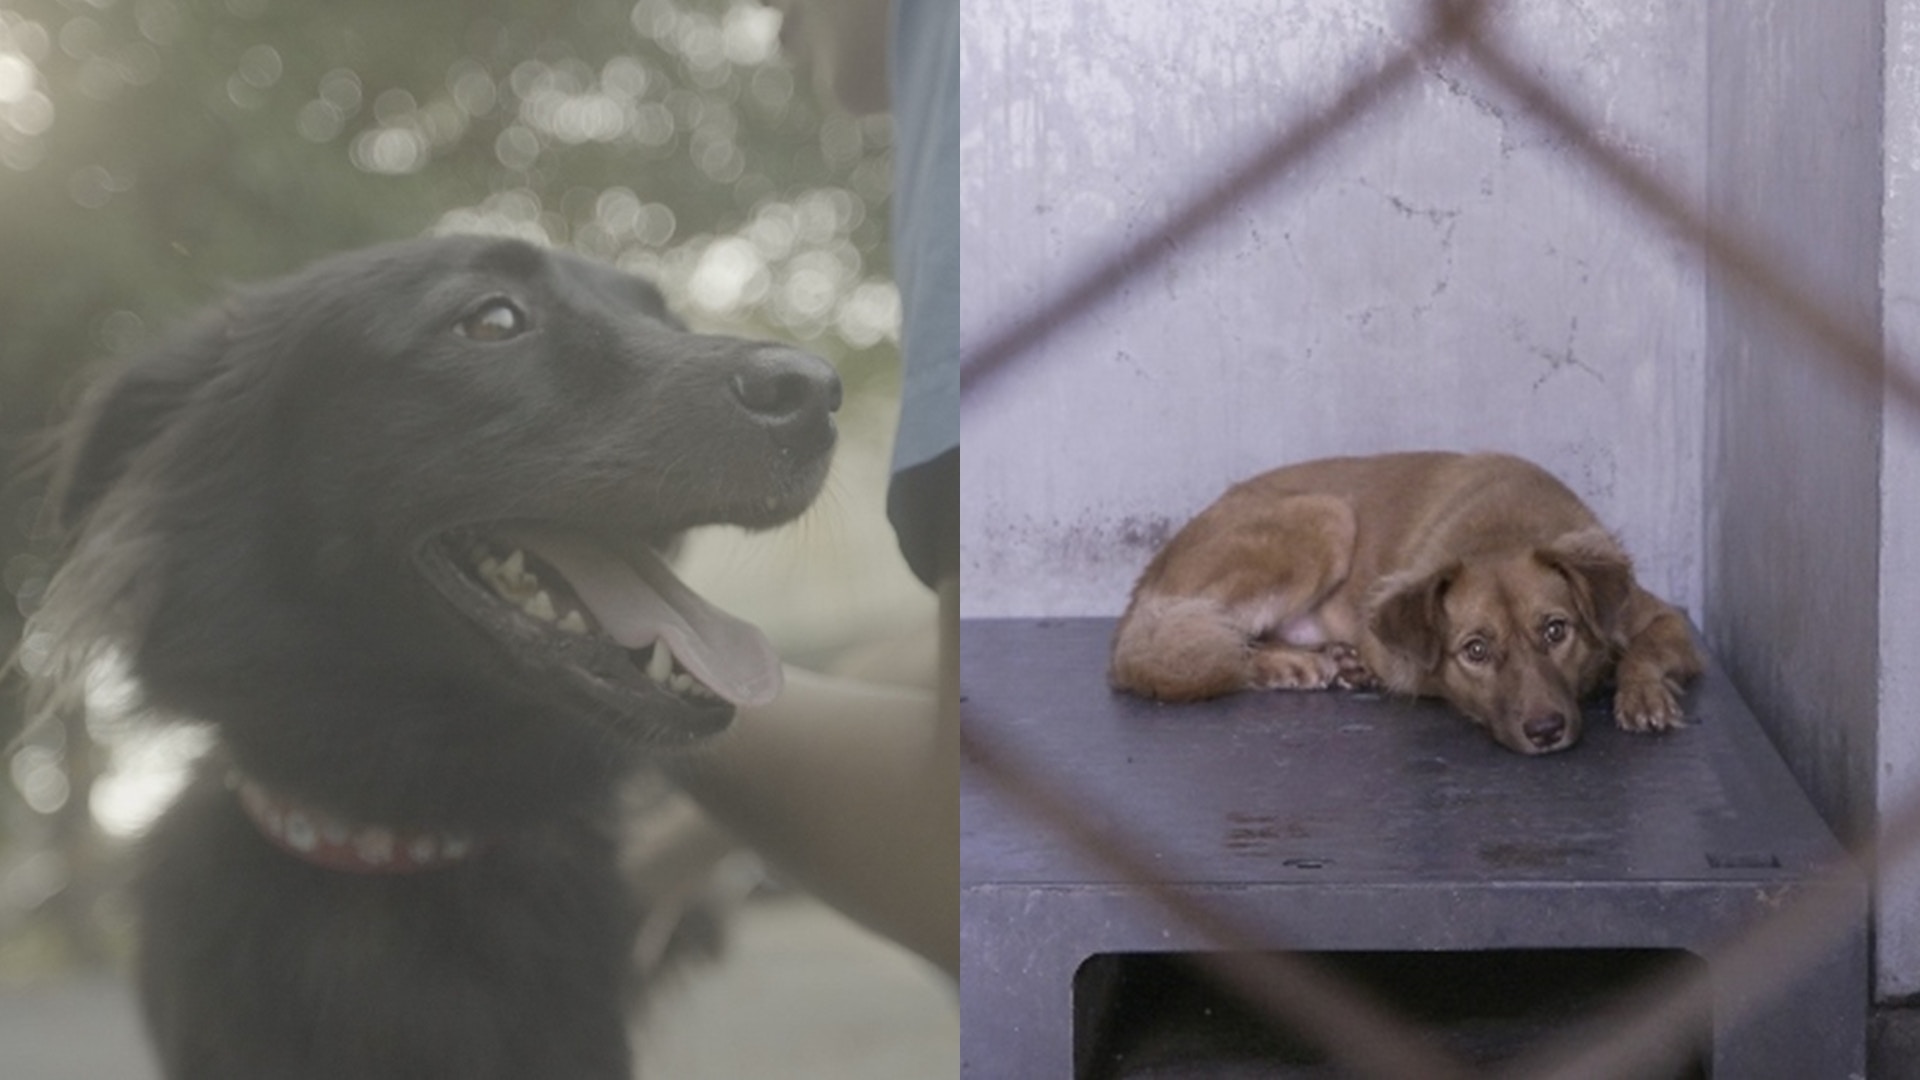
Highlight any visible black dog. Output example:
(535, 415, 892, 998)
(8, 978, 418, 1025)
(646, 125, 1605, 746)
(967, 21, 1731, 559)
(29, 236, 839, 1078)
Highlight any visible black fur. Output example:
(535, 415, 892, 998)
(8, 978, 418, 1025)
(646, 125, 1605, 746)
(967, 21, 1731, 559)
(33, 236, 840, 1079)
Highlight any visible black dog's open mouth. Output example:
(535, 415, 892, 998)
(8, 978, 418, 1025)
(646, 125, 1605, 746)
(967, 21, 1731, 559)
(416, 524, 781, 743)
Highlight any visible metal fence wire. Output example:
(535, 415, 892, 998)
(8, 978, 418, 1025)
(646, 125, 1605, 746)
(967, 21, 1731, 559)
(958, 0, 1916, 1075)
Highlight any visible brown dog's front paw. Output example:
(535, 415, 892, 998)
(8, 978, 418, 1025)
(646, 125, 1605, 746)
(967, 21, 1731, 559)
(1249, 645, 1339, 691)
(1614, 676, 1686, 733)
(1326, 643, 1382, 692)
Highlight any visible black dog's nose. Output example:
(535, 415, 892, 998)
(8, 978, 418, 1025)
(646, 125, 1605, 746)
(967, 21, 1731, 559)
(729, 348, 841, 452)
(1523, 712, 1569, 748)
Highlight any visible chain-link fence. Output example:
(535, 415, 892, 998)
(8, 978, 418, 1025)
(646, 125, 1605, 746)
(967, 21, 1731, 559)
(960, 0, 1916, 1075)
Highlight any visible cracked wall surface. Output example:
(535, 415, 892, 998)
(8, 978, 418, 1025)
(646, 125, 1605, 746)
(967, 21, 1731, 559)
(961, 0, 1708, 618)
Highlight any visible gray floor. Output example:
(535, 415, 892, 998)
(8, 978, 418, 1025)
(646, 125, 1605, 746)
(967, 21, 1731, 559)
(0, 896, 957, 1079)
(962, 617, 1867, 1077)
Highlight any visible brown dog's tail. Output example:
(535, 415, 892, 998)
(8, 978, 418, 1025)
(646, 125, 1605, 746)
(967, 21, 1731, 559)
(1109, 595, 1252, 701)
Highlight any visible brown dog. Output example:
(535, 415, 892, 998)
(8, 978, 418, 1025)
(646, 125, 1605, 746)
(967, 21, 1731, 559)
(1109, 452, 1701, 754)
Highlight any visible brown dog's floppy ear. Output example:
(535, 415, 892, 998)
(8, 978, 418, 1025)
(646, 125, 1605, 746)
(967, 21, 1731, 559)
(1537, 527, 1634, 641)
(1367, 563, 1457, 687)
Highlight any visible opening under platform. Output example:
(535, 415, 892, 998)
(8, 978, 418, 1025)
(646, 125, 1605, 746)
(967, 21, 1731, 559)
(959, 618, 1867, 1077)
(1075, 949, 1709, 1079)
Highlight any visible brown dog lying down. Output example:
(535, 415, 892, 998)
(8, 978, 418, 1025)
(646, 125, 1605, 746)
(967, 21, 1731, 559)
(1109, 452, 1702, 754)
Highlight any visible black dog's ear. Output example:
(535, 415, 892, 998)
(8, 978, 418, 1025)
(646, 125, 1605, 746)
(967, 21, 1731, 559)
(1366, 562, 1457, 688)
(1536, 527, 1634, 641)
(46, 310, 230, 533)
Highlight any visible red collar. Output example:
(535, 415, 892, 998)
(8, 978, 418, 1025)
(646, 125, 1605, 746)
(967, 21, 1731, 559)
(232, 773, 485, 875)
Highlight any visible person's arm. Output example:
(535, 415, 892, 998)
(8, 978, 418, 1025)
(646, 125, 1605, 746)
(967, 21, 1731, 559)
(664, 575, 958, 975)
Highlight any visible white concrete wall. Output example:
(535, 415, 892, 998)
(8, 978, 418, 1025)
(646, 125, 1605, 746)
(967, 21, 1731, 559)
(961, 0, 1706, 620)
(1701, 0, 1889, 987)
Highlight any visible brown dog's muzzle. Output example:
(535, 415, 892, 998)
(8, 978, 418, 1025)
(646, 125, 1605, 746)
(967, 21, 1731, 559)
(1518, 710, 1575, 753)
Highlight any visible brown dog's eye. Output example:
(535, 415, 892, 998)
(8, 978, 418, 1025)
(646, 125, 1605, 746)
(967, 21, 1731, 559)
(1460, 638, 1492, 666)
(456, 299, 528, 341)
(1543, 617, 1570, 646)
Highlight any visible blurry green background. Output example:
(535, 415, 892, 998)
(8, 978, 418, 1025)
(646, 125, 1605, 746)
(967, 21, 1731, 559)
(0, 0, 930, 981)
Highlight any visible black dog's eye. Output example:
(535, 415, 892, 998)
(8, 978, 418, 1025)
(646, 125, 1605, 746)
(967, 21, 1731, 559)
(1460, 638, 1492, 666)
(456, 299, 528, 342)
(1542, 617, 1571, 646)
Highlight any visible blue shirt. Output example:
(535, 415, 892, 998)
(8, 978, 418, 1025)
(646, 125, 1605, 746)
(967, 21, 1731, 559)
(885, 0, 959, 585)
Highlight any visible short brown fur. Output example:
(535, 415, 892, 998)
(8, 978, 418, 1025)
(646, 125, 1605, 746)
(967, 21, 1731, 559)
(1110, 452, 1702, 754)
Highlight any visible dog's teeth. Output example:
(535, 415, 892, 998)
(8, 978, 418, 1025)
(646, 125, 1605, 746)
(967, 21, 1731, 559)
(476, 554, 534, 602)
(475, 546, 544, 603)
(557, 611, 589, 635)
(646, 644, 674, 683)
(477, 556, 503, 589)
(637, 644, 711, 698)
(523, 591, 557, 622)
(506, 552, 544, 596)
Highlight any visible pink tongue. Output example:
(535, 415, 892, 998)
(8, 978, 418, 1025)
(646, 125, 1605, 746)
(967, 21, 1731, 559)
(502, 528, 782, 707)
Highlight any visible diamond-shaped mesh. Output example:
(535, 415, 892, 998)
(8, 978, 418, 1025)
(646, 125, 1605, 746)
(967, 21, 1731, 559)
(959, 0, 1913, 1074)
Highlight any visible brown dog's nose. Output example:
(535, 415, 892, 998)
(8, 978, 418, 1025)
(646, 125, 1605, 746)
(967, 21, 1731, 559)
(729, 347, 841, 455)
(1523, 712, 1569, 749)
